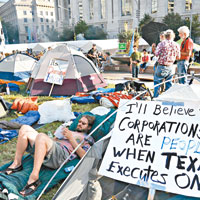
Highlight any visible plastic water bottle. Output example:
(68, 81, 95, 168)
(47, 131, 53, 138)
(6, 84, 10, 95)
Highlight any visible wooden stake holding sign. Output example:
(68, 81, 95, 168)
(147, 188, 155, 200)
(48, 83, 55, 97)
(44, 58, 69, 96)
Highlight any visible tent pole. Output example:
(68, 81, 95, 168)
(49, 83, 54, 96)
(147, 188, 155, 200)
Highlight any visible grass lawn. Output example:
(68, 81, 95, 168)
(0, 83, 113, 199)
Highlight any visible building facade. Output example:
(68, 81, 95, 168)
(0, 0, 56, 43)
(54, 0, 69, 31)
(0, 0, 199, 43)
(63, 0, 200, 39)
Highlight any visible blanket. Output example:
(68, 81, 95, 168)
(0, 111, 40, 144)
(0, 155, 80, 200)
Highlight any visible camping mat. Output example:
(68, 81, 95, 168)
(69, 109, 116, 142)
(0, 154, 80, 200)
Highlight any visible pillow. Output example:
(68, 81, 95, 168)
(90, 106, 111, 116)
(69, 109, 116, 142)
(38, 99, 75, 124)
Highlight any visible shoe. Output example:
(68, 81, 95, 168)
(20, 179, 41, 197)
(0, 165, 23, 175)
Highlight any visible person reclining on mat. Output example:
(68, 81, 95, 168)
(0, 115, 95, 197)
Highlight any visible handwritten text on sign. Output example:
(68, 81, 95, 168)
(44, 59, 69, 85)
(99, 100, 200, 197)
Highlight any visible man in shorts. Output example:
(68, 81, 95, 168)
(0, 115, 95, 196)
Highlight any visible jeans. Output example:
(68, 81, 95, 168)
(132, 64, 139, 78)
(177, 60, 189, 84)
(154, 64, 173, 98)
(140, 63, 147, 70)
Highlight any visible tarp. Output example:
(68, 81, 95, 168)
(155, 83, 200, 104)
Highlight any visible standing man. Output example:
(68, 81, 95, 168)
(177, 26, 194, 84)
(130, 45, 142, 78)
(153, 30, 180, 98)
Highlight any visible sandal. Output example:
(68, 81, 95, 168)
(0, 165, 23, 175)
(20, 179, 41, 197)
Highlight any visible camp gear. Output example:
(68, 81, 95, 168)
(0, 53, 37, 82)
(28, 44, 107, 96)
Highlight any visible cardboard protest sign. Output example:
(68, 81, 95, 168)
(99, 99, 200, 197)
(44, 58, 69, 85)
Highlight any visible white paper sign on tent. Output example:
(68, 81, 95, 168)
(99, 99, 200, 198)
(44, 58, 69, 85)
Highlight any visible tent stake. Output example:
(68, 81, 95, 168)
(49, 83, 54, 96)
(147, 188, 155, 200)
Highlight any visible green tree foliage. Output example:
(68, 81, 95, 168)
(117, 30, 133, 43)
(1, 20, 19, 44)
(59, 27, 75, 41)
(46, 28, 60, 41)
(185, 14, 200, 42)
(162, 13, 185, 41)
(75, 20, 88, 35)
(84, 26, 107, 40)
(138, 14, 154, 34)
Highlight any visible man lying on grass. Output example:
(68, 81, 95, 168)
(0, 115, 95, 197)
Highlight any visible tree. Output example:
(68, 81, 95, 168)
(117, 30, 133, 43)
(84, 26, 107, 40)
(162, 13, 185, 41)
(138, 14, 154, 34)
(59, 27, 75, 41)
(75, 20, 88, 35)
(186, 14, 200, 42)
(46, 28, 60, 41)
(1, 20, 19, 44)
